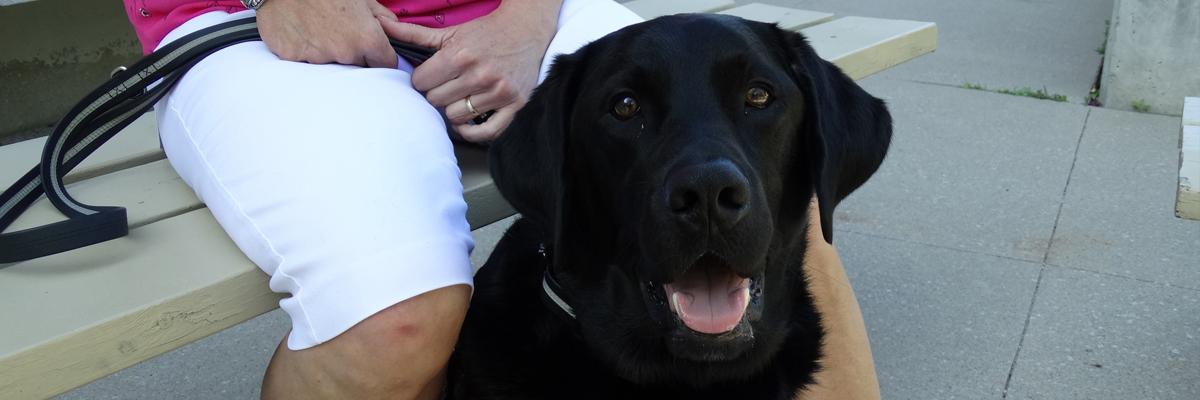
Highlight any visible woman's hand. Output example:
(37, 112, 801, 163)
(379, 0, 563, 143)
(257, 0, 399, 68)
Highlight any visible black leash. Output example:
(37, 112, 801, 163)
(0, 17, 435, 263)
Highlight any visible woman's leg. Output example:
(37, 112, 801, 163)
(157, 11, 475, 399)
(799, 200, 881, 399)
(154, 2, 641, 398)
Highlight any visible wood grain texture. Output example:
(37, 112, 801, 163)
(0, 113, 163, 186)
(0, 210, 281, 399)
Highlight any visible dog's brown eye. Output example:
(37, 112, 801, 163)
(746, 86, 771, 108)
(612, 96, 640, 120)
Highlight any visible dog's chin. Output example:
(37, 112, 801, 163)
(665, 318, 757, 362)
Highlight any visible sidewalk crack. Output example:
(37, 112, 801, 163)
(1002, 266, 1045, 398)
(1007, 109, 1089, 397)
(1042, 108, 1091, 264)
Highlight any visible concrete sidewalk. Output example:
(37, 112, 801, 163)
(61, 0, 1199, 398)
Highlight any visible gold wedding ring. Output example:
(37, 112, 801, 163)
(465, 96, 481, 116)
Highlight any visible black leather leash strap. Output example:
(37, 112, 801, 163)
(0, 17, 434, 263)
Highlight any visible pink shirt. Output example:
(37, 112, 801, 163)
(123, 0, 502, 54)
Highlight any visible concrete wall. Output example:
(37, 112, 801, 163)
(0, 0, 142, 141)
(1100, 0, 1200, 115)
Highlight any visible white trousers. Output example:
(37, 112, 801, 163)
(156, 1, 641, 350)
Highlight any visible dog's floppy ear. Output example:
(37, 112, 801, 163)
(489, 52, 585, 232)
(777, 27, 892, 243)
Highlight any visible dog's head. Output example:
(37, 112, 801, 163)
(490, 14, 891, 385)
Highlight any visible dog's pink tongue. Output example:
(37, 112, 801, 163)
(664, 266, 750, 335)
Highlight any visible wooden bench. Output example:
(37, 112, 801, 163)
(1180, 97, 1200, 220)
(0, 2, 936, 397)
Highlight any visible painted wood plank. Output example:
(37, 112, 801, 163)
(6, 159, 197, 232)
(623, 0, 736, 19)
(1184, 97, 1200, 127)
(1176, 112, 1195, 221)
(0, 156, 510, 400)
(4, 146, 511, 233)
(718, 3, 834, 31)
(0, 113, 163, 186)
(801, 16, 939, 80)
(0, 210, 279, 399)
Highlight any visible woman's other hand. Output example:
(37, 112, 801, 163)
(379, 0, 563, 143)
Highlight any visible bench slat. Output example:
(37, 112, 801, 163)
(1179, 97, 1200, 220)
(0, 210, 277, 399)
(0, 153, 508, 400)
(4, 145, 509, 233)
(801, 16, 938, 80)
(6, 159, 198, 232)
(718, 3, 833, 31)
(0, 114, 163, 187)
(623, 0, 736, 19)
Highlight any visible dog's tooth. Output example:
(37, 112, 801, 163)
(741, 287, 751, 310)
(671, 292, 685, 317)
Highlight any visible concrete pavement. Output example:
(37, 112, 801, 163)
(787, 0, 1114, 102)
(841, 76, 1198, 399)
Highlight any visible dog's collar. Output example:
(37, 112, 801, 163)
(538, 243, 577, 321)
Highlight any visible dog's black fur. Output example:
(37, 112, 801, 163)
(448, 14, 891, 399)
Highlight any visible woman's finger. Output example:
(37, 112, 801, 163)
(444, 89, 512, 125)
(368, 0, 397, 21)
(363, 24, 399, 68)
(453, 105, 517, 143)
(447, 85, 513, 125)
(377, 18, 446, 48)
(424, 75, 475, 107)
(379, 19, 465, 91)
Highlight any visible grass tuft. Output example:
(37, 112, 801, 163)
(1131, 99, 1151, 113)
(996, 87, 1069, 102)
(1096, 19, 1110, 55)
(960, 82, 1069, 103)
(961, 82, 988, 91)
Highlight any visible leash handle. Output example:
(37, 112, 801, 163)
(0, 17, 435, 263)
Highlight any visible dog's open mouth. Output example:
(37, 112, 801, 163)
(663, 253, 754, 335)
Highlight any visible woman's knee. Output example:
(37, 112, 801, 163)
(263, 285, 472, 399)
(355, 284, 472, 348)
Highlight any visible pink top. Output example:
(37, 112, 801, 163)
(123, 0, 502, 54)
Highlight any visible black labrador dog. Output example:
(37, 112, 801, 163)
(449, 14, 891, 399)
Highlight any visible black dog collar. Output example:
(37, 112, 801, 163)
(542, 271, 576, 319)
(538, 243, 578, 321)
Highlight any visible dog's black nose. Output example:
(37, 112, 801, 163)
(665, 159, 751, 228)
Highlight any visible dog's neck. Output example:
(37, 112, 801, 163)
(538, 242, 579, 323)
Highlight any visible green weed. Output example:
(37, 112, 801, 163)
(960, 82, 1069, 103)
(1096, 19, 1110, 55)
(1131, 99, 1151, 113)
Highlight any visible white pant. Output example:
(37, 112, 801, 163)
(156, 1, 641, 350)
